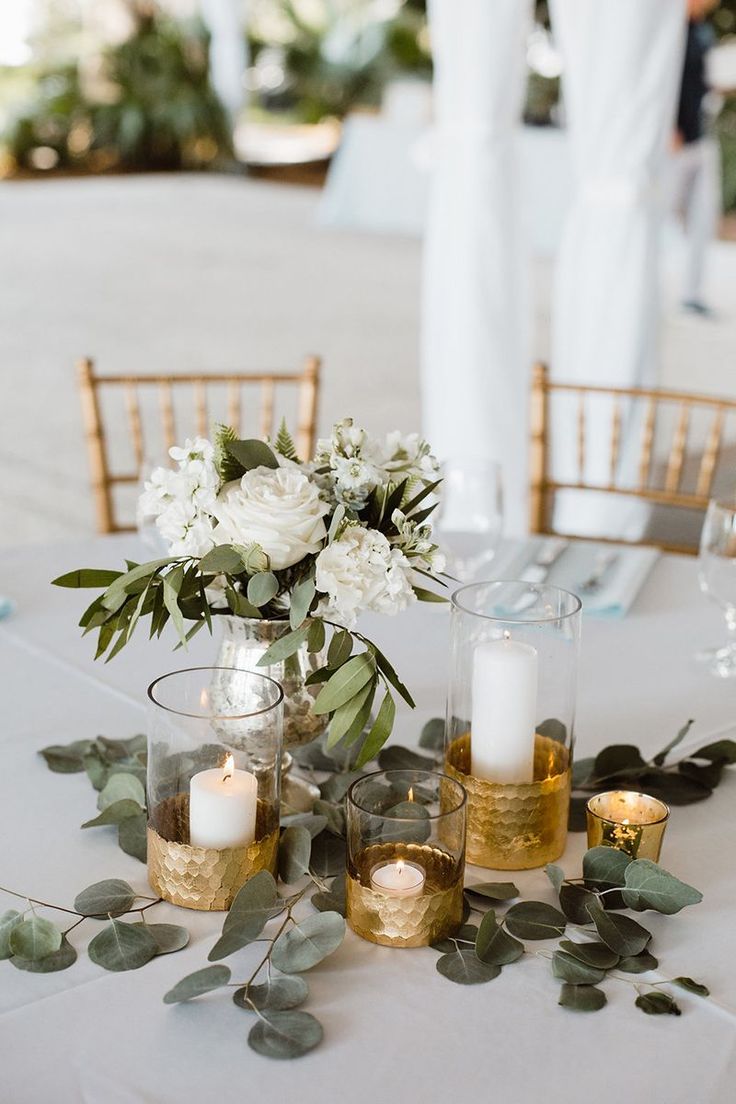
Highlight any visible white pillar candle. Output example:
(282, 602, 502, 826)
(370, 859, 425, 898)
(189, 755, 258, 850)
(471, 635, 538, 784)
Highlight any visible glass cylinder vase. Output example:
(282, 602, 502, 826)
(345, 769, 467, 947)
(445, 581, 581, 870)
(146, 666, 283, 910)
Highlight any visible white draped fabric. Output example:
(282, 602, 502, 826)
(200, 0, 247, 120)
(549, 0, 686, 537)
(421, 0, 533, 537)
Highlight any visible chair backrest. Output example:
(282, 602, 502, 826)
(529, 362, 736, 554)
(77, 356, 321, 534)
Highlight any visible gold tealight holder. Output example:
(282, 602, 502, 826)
(445, 732, 570, 870)
(446, 581, 581, 871)
(146, 667, 283, 911)
(586, 790, 670, 860)
(345, 770, 466, 948)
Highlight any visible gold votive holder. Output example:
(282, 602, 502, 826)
(148, 794, 279, 910)
(586, 790, 670, 860)
(146, 667, 284, 911)
(345, 770, 466, 947)
(445, 732, 571, 870)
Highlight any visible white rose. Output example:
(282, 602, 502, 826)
(212, 464, 329, 571)
(315, 526, 416, 625)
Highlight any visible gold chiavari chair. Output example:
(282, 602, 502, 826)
(77, 356, 321, 534)
(529, 362, 736, 555)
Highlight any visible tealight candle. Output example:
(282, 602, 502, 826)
(586, 790, 670, 860)
(189, 754, 258, 850)
(370, 859, 425, 898)
(470, 633, 538, 784)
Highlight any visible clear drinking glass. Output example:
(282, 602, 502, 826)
(697, 498, 736, 678)
(435, 458, 504, 581)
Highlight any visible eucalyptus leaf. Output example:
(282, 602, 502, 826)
(582, 846, 632, 890)
(164, 964, 231, 1003)
(97, 773, 146, 812)
(312, 800, 346, 837)
(418, 718, 445, 750)
(436, 950, 501, 985)
(88, 919, 157, 972)
(74, 879, 136, 918)
(280, 813, 328, 839)
(617, 950, 659, 974)
(693, 739, 736, 764)
(431, 924, 479, 952)
(39, 740, 92, 773)
(621, 860, 703, 915)
(271, 912, 345, 973)
(592, 744, 647, 778)
(672, 976, 709, 996)
(278, 826, 313, 885)
(559, 940, 620, 970)
(227, 438, 279, 472)
(118, 813, 148, 862)
(135, 923, 190, 955)
(9, 917, 62, 961)
(587, 901, 651, 956)
(290, 575, 316, 630)
(504, 901, 567, 941)
(476, 911, 524, 966)
(537, 718, 567, 743)
(208, 871, 278, 960)
(248, 1010, 323, 1060)
(311, 873, 347, 917)
(10, 936, 77, 973)
(559, 884, 599, 925)
(552, 951, 605, 985)
(545, 865, 565, 894)
(635, 991, 681, 1016)
(247, 571, 279, 608)
(558, 984, 607, 1012)
(568, 797, 589, 832)
(465, 882, 520, 902)
(53, 568, 123, 588)
(307, 618, 325, 654)
(257, 623, 311, 667)
(325, 679, 376, 750)
(376, 745, 436, 771)
(0, 910, 22, 959)
(234, 975, 309, 1012)
(82, 799, 143, 828)
(309, 833, 347, 878)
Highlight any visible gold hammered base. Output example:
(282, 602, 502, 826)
(147, 794, 278, 911)
(445, 733, 571, 871)
(346, 842, 464, 948)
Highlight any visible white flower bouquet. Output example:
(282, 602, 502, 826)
(54, 419, 446, 762)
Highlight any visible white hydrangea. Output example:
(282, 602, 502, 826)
(315, 525, 416, 627)
(138, 437, 219, 557)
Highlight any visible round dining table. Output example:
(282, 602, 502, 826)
(1, 534, 735, 1104)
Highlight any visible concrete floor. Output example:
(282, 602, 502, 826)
(1, 173, 734, 548)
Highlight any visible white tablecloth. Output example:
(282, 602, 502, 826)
(1, 536, 735, 1104)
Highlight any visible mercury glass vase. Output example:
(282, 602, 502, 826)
(214, 616, 329, 810)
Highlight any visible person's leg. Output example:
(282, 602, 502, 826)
(683, 137, 721, 311)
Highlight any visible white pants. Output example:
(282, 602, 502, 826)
(669, 138, 721, 304)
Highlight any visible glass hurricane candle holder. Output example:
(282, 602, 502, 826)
(146, 667, 283, 910)
(586, 790, 670, 860)
(346, 770, 466, 948)
(445, 581, 581, 870)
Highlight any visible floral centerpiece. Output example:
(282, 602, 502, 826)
(54, 419, 446, 766)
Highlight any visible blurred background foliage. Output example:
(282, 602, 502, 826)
(0, 0, 734, 211)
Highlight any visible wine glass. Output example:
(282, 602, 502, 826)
(435, 458, 504, 582)
(697, 498, 736, 678)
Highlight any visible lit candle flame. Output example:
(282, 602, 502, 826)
(407, 787, 414, 803)
(503, 629, 511, 641)
(222, 754, 234, 783)
(396, 859, 405, 875)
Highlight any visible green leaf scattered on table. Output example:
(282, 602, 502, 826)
(248, 1010, 324, 1060)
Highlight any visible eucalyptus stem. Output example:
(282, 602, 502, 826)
(240, 886, 311, 992)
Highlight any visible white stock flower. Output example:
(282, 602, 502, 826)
(315, 525, 416, 625)
(138, 436, 219, 557)
(212, 464, 329, 571)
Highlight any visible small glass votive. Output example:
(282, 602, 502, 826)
(146, 667, 283, 910)
(346, 770, 467, 948)
(445, 581, 581, 870)
(586, 790, 670, 860)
